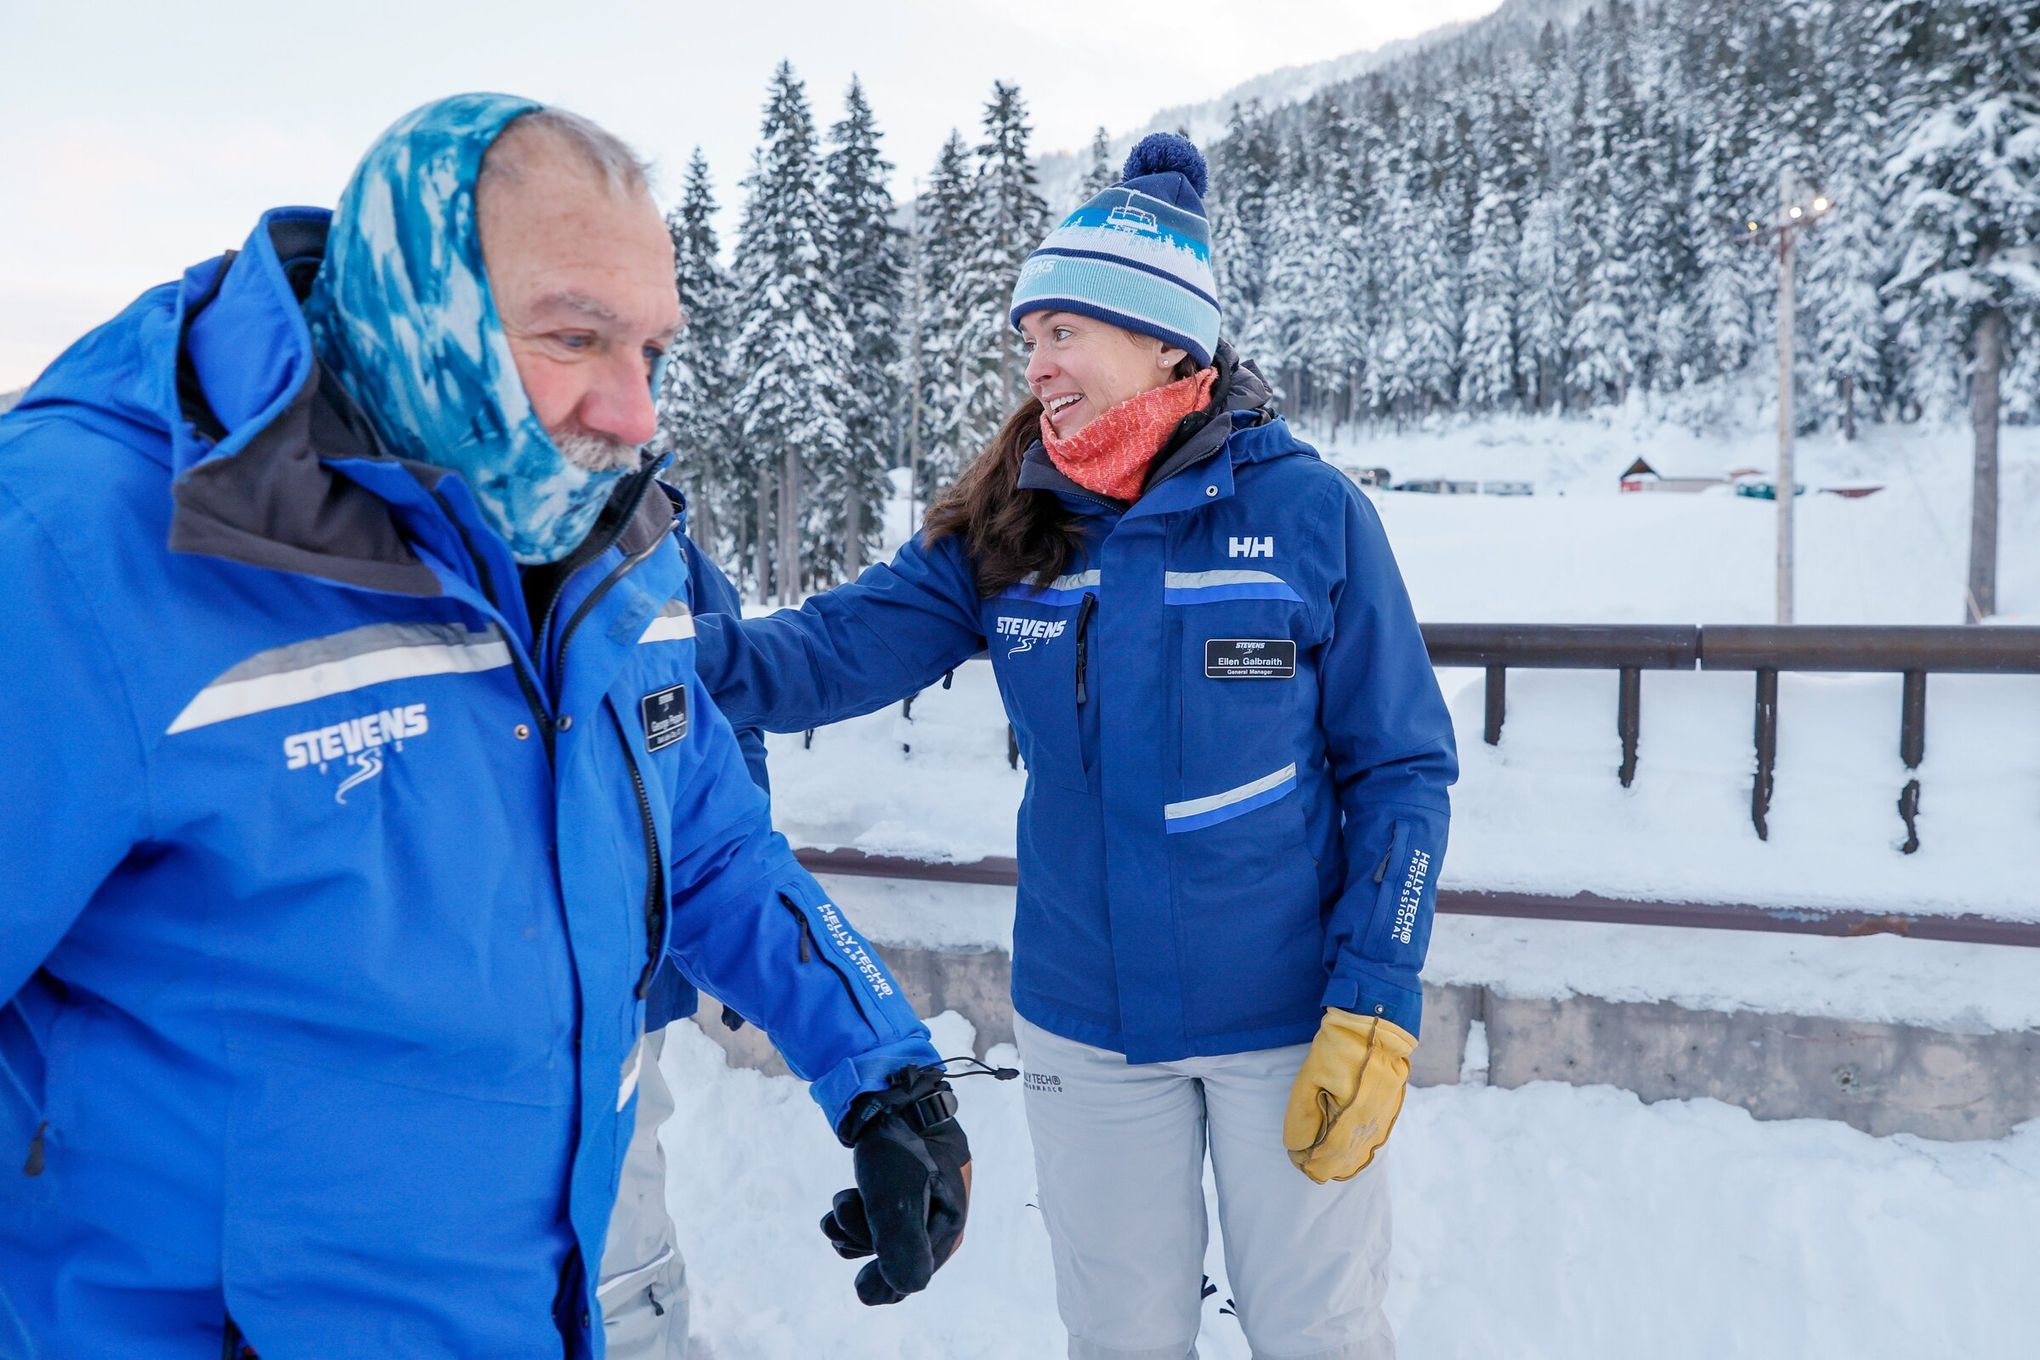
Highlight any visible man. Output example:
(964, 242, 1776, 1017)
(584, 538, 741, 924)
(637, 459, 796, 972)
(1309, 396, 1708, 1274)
(0, 94, 970, 1359)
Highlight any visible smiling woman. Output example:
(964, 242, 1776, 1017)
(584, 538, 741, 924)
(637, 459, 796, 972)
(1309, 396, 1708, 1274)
(689, 131, 1457, 1360)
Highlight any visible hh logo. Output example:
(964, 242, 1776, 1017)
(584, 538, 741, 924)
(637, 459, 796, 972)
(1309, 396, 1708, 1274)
(1228, 536, 1274, 558)
(283, 703, 429, 805)
(996, 615, 1066, 656)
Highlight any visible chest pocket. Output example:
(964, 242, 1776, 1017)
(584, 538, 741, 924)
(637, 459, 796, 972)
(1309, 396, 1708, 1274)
(984, 573, 1099, 795)
(1168, 567, 1316, 813)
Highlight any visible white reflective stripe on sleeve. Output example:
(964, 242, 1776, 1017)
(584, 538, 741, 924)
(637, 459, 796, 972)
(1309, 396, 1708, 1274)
(1164, 763, 1298, 822)
(637, 609, 696, 644)
(166, 637, 511, 734)
(1048, 569, 1103, 592)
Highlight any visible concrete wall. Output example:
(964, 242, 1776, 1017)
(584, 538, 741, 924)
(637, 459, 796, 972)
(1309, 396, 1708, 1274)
(691, 944, 2039, 1142)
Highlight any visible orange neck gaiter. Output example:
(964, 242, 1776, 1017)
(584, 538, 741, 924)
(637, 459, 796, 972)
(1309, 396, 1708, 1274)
(1040, 367, 1218, 502)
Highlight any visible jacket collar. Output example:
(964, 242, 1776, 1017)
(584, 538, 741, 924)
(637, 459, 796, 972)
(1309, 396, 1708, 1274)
(1015, 343, 1277, 515)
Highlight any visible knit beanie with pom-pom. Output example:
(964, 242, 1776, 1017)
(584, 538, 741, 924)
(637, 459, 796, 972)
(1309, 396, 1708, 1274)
(1009, 132, 1219, 367)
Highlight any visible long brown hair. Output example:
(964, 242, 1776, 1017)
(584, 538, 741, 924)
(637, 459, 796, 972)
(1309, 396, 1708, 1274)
(924, 356, 1201, 597)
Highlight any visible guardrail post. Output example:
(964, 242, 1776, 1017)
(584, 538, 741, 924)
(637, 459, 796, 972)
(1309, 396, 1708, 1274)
(1898, 670, 1926, 855)
(1484, 665, 1506, 746)
(1617, 667, 1642, 787)
(1752, 668, 1779, 840)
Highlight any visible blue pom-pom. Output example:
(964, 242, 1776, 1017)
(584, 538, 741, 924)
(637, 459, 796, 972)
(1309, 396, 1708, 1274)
(1122, 133, 1207, 197)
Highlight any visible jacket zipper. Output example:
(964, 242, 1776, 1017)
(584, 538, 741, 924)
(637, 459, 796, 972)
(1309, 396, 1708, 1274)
(554, 527, 671, 684)
(610, 711, 666, 1000)
(1073, 591, 1098, 706)
(428, 488, 556, 761)
(538, 461, 666, 684)
(779, 896, 864, 1016)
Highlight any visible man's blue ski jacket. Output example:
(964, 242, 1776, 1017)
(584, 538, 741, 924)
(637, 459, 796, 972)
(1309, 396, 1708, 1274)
(0, 209, 937, 1358)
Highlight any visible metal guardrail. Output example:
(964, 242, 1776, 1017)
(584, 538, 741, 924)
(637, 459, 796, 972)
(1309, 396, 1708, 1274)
(794, 847, 2040, 949)
(1424, 623, 2040, 852)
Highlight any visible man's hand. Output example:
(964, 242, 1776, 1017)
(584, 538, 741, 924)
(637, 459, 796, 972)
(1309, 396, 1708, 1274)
(1283, 1009, 1417, 1183)
(821, 1066, 972, 1305)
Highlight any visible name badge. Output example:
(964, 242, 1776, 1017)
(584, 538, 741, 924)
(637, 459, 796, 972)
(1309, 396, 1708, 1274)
(1204, 638, 1296, 679)
(640, 683, 689, 751)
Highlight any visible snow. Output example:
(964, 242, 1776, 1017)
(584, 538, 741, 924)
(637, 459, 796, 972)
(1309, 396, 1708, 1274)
(661, 1012, 2040, 1360)
(752, 414, 2040, 928)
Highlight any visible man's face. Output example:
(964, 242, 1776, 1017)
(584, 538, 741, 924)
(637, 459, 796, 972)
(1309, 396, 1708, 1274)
(479, 142, 679, 470)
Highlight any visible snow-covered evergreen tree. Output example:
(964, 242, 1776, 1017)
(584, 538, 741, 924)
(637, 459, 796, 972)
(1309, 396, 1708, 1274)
(658, 149, 740, 564)
(909, 132, 978, 499)
(948, 82, 1050, 472)
(1461, 187, 1522, 411)
(1077, 126, 1116, 205)
(730, 62, 853, 601)
(1880, 0, 2040, 618)
(818, 77, 902, 581)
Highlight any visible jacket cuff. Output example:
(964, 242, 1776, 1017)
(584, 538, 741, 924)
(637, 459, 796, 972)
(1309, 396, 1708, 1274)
(810, 1035, 945, 1143)
(1320, 963, 1424, 1037)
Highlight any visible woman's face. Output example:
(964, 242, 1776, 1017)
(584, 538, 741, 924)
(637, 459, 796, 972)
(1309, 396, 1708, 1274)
(1020, 311, 1188, 439)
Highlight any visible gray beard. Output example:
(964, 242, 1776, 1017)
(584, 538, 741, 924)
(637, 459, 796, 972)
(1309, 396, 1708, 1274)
(553, 429, 640, 473)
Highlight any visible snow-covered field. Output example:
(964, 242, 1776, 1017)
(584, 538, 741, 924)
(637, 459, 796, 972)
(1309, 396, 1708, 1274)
(664, 1012, 2040, 1360)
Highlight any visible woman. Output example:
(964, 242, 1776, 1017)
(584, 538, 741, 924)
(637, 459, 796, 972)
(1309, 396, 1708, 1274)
(693, 134, 1455, 1359)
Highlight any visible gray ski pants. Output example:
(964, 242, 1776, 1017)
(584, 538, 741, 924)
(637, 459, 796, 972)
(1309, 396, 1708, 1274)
(598, 1026, 691, 1360)
(1015, 1015, 1395, 1360)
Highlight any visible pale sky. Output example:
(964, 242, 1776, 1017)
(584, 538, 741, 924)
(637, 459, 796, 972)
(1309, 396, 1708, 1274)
(1, 0, 1502, 391)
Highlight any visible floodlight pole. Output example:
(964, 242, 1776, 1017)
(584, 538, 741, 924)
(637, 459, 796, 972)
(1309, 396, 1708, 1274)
(1775, 168, 1796, 625)
(1744, 173, 1829, 623)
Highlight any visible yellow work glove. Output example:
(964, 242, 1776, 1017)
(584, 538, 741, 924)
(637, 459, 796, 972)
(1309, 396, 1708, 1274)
(1283, 1009, 1418, 1184)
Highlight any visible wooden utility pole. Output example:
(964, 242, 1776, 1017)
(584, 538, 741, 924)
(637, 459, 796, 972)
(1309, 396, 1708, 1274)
(1776, 168, 1797, 626)
(1968, 302, 2003, 622)
(903, 185, 925, 525)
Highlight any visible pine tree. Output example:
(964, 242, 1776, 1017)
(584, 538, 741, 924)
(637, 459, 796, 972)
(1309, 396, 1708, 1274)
(1077, 126, 1116, 204)
(1800, 11, 1890, 439)
(948, 82, 1050, 472)
(657, 149, 740, 564)
(819, 77, 903, 581)
(730, 62, 853, 601)
(1515, 189, 1571, 413)
(909, 132, 976, 499)
(1461, 187, 1521, 411)
(1881, 0, 2040, 618)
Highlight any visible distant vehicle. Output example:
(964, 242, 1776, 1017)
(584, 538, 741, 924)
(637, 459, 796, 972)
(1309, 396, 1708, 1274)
(1818, 484, 1886, 499)
(1480, 480, 1534, 497)
(1343, 465, 1393, 488)
(1104, 203, 1159, 235)
(1391, 478, 1480, 495)
(1733, 479, 1807, 501)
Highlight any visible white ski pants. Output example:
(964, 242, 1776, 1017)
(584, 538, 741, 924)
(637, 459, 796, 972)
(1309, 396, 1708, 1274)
(598, 1026, 691, 1360)
(1015, 1015, 1395, 1360)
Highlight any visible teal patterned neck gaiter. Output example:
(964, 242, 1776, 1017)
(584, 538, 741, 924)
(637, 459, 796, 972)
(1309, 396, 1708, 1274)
(304, 92, 628, 565)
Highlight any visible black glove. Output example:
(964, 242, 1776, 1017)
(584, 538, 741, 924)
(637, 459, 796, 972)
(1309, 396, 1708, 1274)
(820, 1065, 972, 1306)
